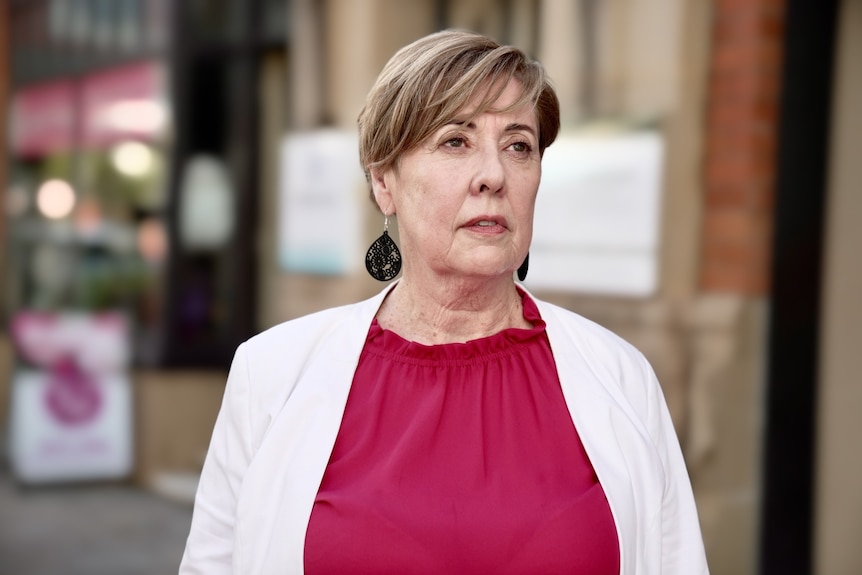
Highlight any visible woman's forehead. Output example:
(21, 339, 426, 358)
(450, 79, 532, 115)
(470, 77, 524, 105)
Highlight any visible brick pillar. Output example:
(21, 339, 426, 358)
(700, 0, 786, 294)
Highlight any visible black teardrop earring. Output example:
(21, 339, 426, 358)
(517, 252, 529, 281)
(365, 214, 402, 281)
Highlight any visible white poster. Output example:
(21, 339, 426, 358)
(279, 130, 365, 274)
(9, 371, 134, 483)
(8, 311, 134, 483)
(526, 132, 665, 296)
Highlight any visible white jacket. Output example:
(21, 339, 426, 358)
(180, 284, 709, 574)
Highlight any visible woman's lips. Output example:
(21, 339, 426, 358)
(463, 217, 508, 233)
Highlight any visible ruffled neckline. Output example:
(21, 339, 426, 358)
(364, 289, 547, 366)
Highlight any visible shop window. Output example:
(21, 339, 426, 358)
(5, 62, 171, 365)
(188, 0, 248, 44)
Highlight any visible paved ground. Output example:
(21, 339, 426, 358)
(0, 465, 193, 575)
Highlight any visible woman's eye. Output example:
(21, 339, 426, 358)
(444, 137, 466, 148)
(510, 141, 532, 153)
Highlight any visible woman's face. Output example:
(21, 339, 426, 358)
(371, 81, 541, 282)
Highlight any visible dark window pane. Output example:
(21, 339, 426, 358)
(188, 0, 246, 43)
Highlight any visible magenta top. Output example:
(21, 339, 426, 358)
(304, 292, 620, 574)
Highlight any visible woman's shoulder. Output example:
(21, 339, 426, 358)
(223, 291, 389, 435)
(242, 294, 381, 360)
(532, 295, 659, 414)
(249, 303, 353, 346)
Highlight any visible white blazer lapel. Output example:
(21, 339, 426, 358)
(236, 285, 395, 574)
(538, 298, 658, 575)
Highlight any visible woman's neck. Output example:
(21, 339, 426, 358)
(376, 275, 529, 345)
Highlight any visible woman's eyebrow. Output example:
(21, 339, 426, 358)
(443, 121, 537, 137)
(505, 123, 537, 137)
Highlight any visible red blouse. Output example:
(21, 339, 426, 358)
(304, 293, 620, 574)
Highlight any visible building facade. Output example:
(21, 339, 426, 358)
(1, 0, 860, 573)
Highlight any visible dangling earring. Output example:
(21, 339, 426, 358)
(365, 214, 402, 281)
(517, 252, 529, 281)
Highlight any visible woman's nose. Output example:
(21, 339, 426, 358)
(471, 148, 505, 195)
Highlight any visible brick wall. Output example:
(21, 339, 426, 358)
(700, 0, 786, 294)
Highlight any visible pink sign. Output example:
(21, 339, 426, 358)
(10, 81, 76, 157)
(81, 60, 167, 148)
(44, 357, 104, 427)
(11, 311, 130, 374)
(8, 311, 134, 483)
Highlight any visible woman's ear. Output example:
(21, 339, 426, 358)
(369, 166, 394, 214)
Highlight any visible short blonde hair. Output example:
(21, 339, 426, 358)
(358, 29, 560, 188)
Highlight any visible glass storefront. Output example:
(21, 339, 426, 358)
(4, 0, 281, 369)
(3, 0, 287, 483)
(6, 30, 171, 365)
(3, 1, 174, 482)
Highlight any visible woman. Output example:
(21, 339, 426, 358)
(180, 30, 709, 574)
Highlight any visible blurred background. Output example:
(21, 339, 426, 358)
(0, 0, 859, 573)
